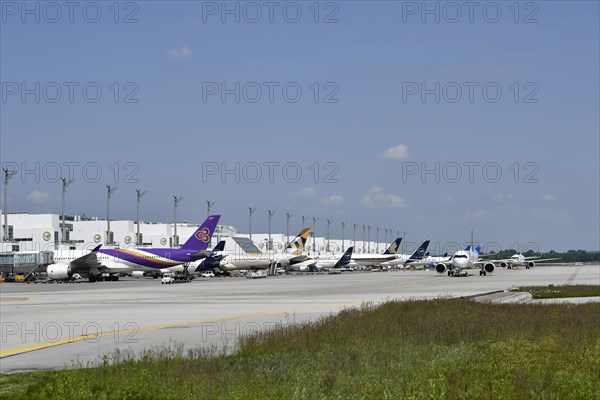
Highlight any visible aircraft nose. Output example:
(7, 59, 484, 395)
(455, 258, 467, 267)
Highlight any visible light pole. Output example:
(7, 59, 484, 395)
(403, 231, 406, 254)
(326, 219, 332, 253)
(106, 184, 118, 245)
(2, 167, 17, 241)
(341, 221, 346, 251)
(286, 212, 293, 245)
(248, 206, 256, 241)
(353, 223, 357, 251)
(367, 225, 371, 253)
(61, 177, 74, 244)
(470, 228, 474, 263)
(362, 224, 366, 253)
(136, 189, 146, 246)
(376, 227, 380, 253)
(206, 200, 215, 218)
(173, 195, 183, 247)
(267, 209, 275, 251)
(264, 238, 270, 269)
(312, 217, 318, 254)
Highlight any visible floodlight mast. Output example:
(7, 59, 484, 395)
(136, 189, 146, 245)
(61, 177, 74, 244)
(248, 206, 257, 240)
(106, 184, 118, 245)
(173, 195, 183, 246)
(2, 167, 17, 241)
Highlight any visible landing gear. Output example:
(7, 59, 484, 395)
(479, 270, 487, 276)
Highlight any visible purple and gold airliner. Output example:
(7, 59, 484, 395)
(98, 215, 221, 272)
(47, 215, 221, 281)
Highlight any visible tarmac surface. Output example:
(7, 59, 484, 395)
(1, 265, 598, 373)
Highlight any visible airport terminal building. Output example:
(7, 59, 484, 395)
(1, 211, 393, 263)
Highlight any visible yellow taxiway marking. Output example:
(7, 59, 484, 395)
(0, 296, 34, 303)
(0, 301, 366, 358)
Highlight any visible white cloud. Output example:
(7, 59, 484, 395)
(379, 144, 410, 160)
(165, 44, 192, 59)
(360, 187, 407, 209)
(491, 193, 514, 202)
(290, 187, 316, 197)
(542, 194, 558, 202)
(26, 191, 56, 205)
(320, 195, 344, 205)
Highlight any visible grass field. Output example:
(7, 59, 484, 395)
(1, 298, 599, 399)
(512, 284, 600, 299)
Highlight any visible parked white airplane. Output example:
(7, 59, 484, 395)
(380, 240, 431, 268)
(290, 247, 356, 272)
(195, 228, 311, 273)
(343, 238, 403, 266)
(491, 253, 561, 269)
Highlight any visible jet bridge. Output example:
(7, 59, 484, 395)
(0, 251, 54, 277)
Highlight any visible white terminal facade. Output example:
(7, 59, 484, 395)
(0, 211, 396, 257)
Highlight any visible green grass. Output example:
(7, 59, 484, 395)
(512, 284, 600, 299)
(1, 299, 599, 400)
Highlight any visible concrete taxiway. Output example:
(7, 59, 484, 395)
(1, 265, 598, 373)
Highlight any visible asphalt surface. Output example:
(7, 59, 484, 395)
(1, 264, 598, 373)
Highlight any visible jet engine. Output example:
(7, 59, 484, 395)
(483, 262, 495, 274)
(435, 263, 448, 274)
(46, 264, 73, 280)
(527, 261, 535, 268)
(500, 261, 508, 268)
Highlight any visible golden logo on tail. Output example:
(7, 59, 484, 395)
(195, 228, 210, 243)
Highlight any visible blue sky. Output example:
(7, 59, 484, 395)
(1, 1, 598, 251)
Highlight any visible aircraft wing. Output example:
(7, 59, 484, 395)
(186, 250, 212, 258)
(523, 257, 561, 262)
(69, 245, 103, 273)
(477, 254, 497, 258)
(288, 255, 309, 264)
(407, 257, 452, 266)
(290, 259, 313, 269)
